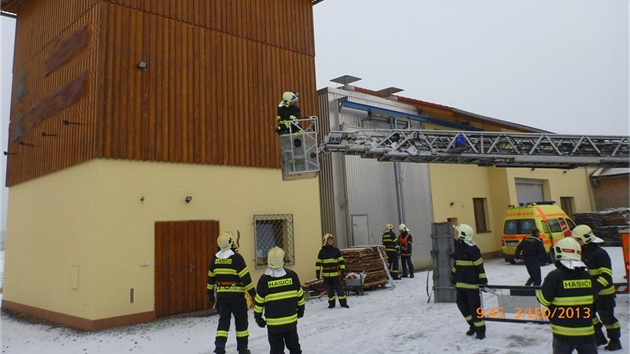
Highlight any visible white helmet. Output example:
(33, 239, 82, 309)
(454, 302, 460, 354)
(282, 91, 298, 104)
(323, 233, 334, 245)
(267, 247, 285, 269)
(572, 224, 604, 244)
(554, 237, 586, 269)
(217, 231, 233, 251)
(455, 224, 474, 241)
(399, 223, 407, 231)
(385, 223, 394, 230)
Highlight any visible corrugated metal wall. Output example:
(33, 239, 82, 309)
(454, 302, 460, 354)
(317, 86, 434, 268)
(6, 0, 317, 186)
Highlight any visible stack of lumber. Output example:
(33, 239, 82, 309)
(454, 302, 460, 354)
(340, 246, 390, 288)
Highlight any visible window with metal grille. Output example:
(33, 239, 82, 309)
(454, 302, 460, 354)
(253, 214, 295, 269)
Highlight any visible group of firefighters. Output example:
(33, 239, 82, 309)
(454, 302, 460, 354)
(204, 92, 622, 353)
(448, 222, 622, 353)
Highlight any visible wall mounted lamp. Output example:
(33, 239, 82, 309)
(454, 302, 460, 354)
(185, 196, 193, 203)
(41, 131, 57, 137)
(138, 60, 148, 68)
(63, 120, 81, 126)
(3, 151, 17, 156)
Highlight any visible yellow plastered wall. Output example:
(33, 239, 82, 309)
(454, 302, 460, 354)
(4, 159, 321, 320)
(429, 165, 593, 255)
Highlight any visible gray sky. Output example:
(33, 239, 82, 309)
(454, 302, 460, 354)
(1, 1, 629, 231)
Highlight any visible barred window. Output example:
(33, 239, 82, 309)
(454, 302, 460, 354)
(253, 214, 295, 269)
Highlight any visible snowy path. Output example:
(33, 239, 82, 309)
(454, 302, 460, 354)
(1, 247, 628, 353)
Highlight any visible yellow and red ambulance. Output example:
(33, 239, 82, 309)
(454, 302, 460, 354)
(501, 201, 576, 264)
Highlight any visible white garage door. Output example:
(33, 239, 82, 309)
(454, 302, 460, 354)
(515, 178, 545, 204)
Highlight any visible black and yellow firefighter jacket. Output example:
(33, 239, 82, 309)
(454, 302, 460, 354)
(254, 269, 305, 333)
(515, 236, 547, 261)
(450, 240, 488, 290)
(536, 263, 595, 341)
(582, 243, 616, 297)
(276, 104, 301, 134)
(207, 250, 256, 299)
(382, 230, 399, 255)
(316, 245, 346, 278)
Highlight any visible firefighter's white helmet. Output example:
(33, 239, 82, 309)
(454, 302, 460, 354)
(572, 224, 604, 244)
(323, 233, 334, 245)
(267, 247, 285, 269)
(217, 231, 233, 251)
(455, 224, 474, 241)
(282, 91, 298, 104)
(554, 237, 586, 268)
(386, 223, 394, 230)
(399, 223, 407, 231)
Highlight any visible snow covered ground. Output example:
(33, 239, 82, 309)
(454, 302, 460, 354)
(0, 247, 628, 354)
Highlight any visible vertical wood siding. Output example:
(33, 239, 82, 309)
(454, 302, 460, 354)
(6, 3, 100, 186)
(6, 0, 317, 186)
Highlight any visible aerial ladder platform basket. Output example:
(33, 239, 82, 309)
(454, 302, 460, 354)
(279, 116, 320, 181)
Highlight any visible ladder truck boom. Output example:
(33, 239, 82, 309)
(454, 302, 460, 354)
(321, 129, 630, 169)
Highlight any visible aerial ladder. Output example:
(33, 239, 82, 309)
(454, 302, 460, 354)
(280, 120, 629, 180)
(320, 128, 630, 169)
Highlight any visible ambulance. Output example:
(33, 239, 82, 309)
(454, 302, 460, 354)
(501, 201, 576, 264)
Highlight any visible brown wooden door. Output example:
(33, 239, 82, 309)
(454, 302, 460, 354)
(155, 220, 219, 317)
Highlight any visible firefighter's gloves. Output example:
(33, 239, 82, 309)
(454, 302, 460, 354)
(207, 291, 215, 305)
(316, 271, 321, 280)
(297, 307, 304, 319)
(255, 313, 266, 328)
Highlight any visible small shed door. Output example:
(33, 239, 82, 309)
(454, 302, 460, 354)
(155, 220, 219, 317)
(351, 214, 370, 246)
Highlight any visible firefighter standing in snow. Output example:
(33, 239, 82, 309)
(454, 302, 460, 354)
(254, 247, 305, 354)
(536, 237, 596, 354)
(207, 231, 257, 354)
(514, 228, 547, 286)
(450, 224, 488, 340)
(316, 233, 349, 308)
(382, 223, 401, 280)
(573, 224, 622, 351)
(398, 224, 414, 278)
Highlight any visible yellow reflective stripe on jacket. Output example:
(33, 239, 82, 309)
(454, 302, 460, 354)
(297, 288, 305, 306)
(456, 282, 479, 289)
(216, 286, 246, 293)
(215, 268, 238, 276)
(599, 286, 616, 296)
(472, 258, 483, 266)
(551, 295, 593, 306)
(266, 314, 298, 326)
(264, 290, 299, 302)
(599, 267, 613, 276)
(551, 324, 595, 337)
(207, 283, 215, 290)
(455, 260, 474, 266)
(536, 290, 551, 307)
(597, 277, 609, 287)
(237, 267, 250, 278)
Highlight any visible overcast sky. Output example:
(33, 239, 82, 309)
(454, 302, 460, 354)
(1, 1, 629, 231)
